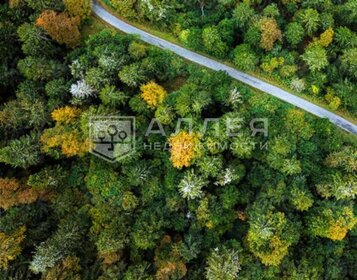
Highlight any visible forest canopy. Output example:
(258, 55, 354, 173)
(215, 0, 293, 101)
(0, 0, 356, 279)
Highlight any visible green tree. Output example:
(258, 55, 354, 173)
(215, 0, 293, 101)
(297, 8, 321, 36)
(301, 45, 328, 72)
(285, 22, 304, 46)
(64, 0, 92, 20)
(17, 56, 65, 81)
(17, 23, 58, 57)
(233, 3, 255, 29)
(202, 26, 228, 58)
(233, 44, 258, 71)
(23, 0, 64, 11)
(30, 217, 84, 274)
(119, 63, 148, 87)
(247, 205, 300, 266)
(307, 201, 357, 241)
(205, 247, 241, 280)
(111, 0, 137, 18)
(0, 133, 41, 168)
(178, 170, 207, 200)
(334, 27, 357, 49)
(99, 84, 128, 107)
(340, 48, 357, 80)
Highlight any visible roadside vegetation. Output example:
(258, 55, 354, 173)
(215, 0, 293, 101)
(101, 0, 357, 121)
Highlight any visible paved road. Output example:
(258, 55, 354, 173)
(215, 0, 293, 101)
(93, 2, 357, 135)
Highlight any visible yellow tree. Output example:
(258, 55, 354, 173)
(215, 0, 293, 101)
(41, 105, 89, 158)
(168, 131, 201, 169)
(51, 106, 81, 124)
(140, 81, 167, 109)
(0, 226, 26, 270)
(36, 10, 81, 48)
(41, 128, 90, 158)
(318, 28, 334, 47)
(43, 256, 81, 280)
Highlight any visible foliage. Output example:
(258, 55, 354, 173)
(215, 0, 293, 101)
(205, 247, 241, 280)
(178, 170, 207, 200)
(17, 56, 65, 81)
(64, 0, 92, 20)
(0, 133, 42, 168)
(0, 177, 49, 209)
(258, 17, 282, 51)
(247, 206, 299, 266)
(169, 131, 201, 169)
(36, 10, 81, 48)
(301, 45, 328, 72)
(51, 106, 81, 124)
(308, 202, 357, 241)
(140, 81, 167, 109)
(233, 44, 258, 71)
(0, 226, 26, 270)
(1, 2, 357, 277)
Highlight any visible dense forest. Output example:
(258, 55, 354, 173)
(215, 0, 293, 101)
(105, 0, 357, 117)
(0, 0, 357, 279)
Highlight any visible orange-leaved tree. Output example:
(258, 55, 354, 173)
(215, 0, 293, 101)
(36, 10, 81, 48)
(0, 178, 49, 210)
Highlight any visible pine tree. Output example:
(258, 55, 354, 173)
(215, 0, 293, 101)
(205, 247, 241, 280)
(30, 218, 83, 274)
(0, 133, 42, 168)
(178, 170, 207, 200)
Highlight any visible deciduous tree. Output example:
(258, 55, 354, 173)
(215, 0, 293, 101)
(308, 202, 357, 241)
(258, 17, 282, 51)
(64, 0, 92, 21)
(169, 131, 201, 169)
(301, 45, 328, 72)
(36, 10, 81, 48)
(140, 81, 167, 109)
(233, 44, 258, 71)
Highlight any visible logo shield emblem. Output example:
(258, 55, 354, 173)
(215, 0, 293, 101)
(89, 116, 135, 162)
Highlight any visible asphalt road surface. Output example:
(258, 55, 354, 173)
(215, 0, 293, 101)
(93, 2, 357, 135)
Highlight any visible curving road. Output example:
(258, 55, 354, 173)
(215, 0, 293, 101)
(93, 2, 357, 135)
